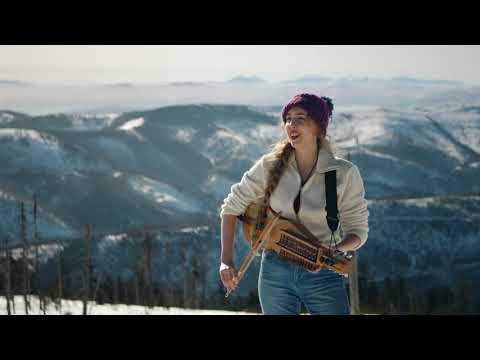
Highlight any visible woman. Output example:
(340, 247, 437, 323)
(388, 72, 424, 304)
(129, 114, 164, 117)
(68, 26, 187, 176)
(219, 93, 369, 315)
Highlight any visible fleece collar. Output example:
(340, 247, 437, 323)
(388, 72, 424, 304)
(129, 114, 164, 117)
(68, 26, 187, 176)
(288, 138, 342, 174)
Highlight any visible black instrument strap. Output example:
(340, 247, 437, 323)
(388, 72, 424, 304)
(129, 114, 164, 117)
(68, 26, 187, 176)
(325, 170, 339, 233)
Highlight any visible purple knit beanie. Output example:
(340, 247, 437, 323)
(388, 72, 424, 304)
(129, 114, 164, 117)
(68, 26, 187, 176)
(281, 93, 334, 132)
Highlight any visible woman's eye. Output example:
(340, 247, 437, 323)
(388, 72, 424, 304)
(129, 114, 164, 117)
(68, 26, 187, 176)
(285, 117, 305, 125)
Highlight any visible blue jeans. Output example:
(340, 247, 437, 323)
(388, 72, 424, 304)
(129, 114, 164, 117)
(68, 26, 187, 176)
(258, 250, 350, 315)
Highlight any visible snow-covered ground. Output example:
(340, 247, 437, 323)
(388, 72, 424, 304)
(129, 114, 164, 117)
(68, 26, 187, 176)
(0, 296, 257, 315)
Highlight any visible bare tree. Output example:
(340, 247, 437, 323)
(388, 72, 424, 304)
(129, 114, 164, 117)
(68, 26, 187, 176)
(11, 284, 16, 314)
(134, 274, 140, 305)
(345, 152, 360, 315)
(4, 237, 12, 315)
(20, 201, 30, 314)
(164, 240, 172, 307)
(122, 277, 129, 304)
(143, 230, 154, 308)
(57, 243, 63, 315)
(82, 224, 92, 315)
(197, 235, 209, 309)
(113, 275, 119, 305)
(189, 236, 205, 309)
(348, 252, 360, 315)
(32, 194, 42, 314)
(90, 274, 103, 314)
(180, 238, 189, 308)
(191, 254, 199, 309)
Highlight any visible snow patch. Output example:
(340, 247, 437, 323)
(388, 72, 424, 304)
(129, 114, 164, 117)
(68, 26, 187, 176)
(201, 174, 235, 198)
(101, 233, 129, 245)
(175, 127, 197, 143)
(215, 128, 248, 145)
(328, 109, 388, 147)
(118, 117, 144, 131)
(359, 148, 401, 162)
(401, 197, 437, 208)
(247, 124, 281, 143)
(0, 128, 75, 173)
(367, 172, 406, 188)
(128, 175, 202, 213)
(0, 128, 50, 142)
(213, 119, 255, 133)
(78, 113, 120, 130)
(116, 117, 146, 141)
(432, 111, 480, 154)
(0, 128, 110, 175)
(180, 226, 209, 233)
(0, 296, 256, 315)
(203, 124, 274, 166)
(0, 112, 15, 123)
(355, 116, 387, 144)
(0, 195, 76, 241)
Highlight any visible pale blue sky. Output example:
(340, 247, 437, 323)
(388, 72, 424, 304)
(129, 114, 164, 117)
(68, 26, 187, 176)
(1, 45, 480, 85)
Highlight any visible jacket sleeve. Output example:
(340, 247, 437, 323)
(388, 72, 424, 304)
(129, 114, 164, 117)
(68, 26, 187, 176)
(219, 156, 267, 218)
(338, 164, 369, 249)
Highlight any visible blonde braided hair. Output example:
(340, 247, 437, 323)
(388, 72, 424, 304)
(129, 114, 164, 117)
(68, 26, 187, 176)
(255, 139, 294, 230)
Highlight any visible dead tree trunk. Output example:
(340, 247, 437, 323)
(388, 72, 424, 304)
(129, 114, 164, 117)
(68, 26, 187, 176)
(122, 278, 129, 304)
(180, 238, 189, 308)
(164, 240, 172, 307)
(82, 224, 92, 315)
(90, 274, 102, 314)
(20, 202, 30, 314)
(113, 276, 119, 305)
(57, 244, 63, 315)
(144, 230, 154, 308)
(191, 255, 199, 309)
(345, 152, 361, 315)
(348, 252, 360, 315)
(198, 238, 208, 309)
(11, 289, 16, 314)
(32, 194, 42, 314)
(4, 238, 12, 315)
(134, 275, 140, 305)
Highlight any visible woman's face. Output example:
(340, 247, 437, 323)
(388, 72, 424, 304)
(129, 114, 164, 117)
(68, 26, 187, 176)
(284, 106, 319, 149)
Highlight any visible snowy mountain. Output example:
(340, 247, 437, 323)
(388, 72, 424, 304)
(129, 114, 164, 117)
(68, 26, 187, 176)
(1, 100, 479, 302)
(0, 105, 277, 241)
(331, 106, 480, 197)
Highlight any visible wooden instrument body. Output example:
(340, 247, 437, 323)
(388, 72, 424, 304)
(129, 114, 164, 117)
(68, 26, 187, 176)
(239, 202, 353, 276)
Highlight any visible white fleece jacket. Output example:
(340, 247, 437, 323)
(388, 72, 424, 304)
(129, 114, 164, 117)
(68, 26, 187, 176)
(220, 140, 369, 249)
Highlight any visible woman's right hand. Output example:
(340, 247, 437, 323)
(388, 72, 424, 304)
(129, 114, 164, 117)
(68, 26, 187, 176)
(219, 261, 239, 293)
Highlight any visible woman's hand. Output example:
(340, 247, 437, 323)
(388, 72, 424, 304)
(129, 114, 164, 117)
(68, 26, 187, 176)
(330, 233, 361, 253)
(219, 262, 239, 293)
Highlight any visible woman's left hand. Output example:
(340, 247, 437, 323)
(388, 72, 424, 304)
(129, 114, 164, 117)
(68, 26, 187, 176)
(330, 234, 361, 253)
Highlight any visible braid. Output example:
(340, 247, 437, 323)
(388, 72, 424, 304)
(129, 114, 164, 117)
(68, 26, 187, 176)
(256, 139, 294, 230)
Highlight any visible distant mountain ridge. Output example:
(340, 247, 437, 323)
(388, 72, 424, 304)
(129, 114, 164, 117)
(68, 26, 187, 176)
(227, 75, 266, 83)
(2, 76, 477, 116)
(0, 79, 30, 86)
